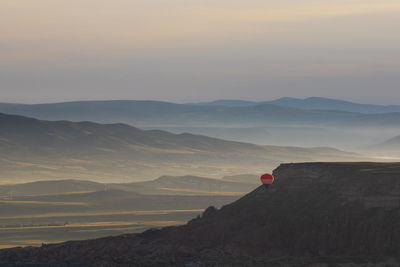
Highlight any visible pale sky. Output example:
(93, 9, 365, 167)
(1, 0, 400, 104)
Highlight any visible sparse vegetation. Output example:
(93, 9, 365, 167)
(1, 162, 399, 266)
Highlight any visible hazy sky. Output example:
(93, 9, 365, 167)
(1, 0, 400, 104)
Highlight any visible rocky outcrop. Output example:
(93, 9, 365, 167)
(273, 162, 400, 209)
(1, 162, 400, 266)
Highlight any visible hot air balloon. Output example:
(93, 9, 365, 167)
(260, 173, 274, 188)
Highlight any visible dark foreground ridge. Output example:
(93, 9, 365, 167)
(1, 162, 400, 266)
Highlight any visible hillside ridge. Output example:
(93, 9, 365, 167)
(1, 162, 399, 266)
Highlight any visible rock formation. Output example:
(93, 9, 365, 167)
(1, 162, 400, 266)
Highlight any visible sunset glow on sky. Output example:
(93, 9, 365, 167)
(1, 0, 399, 103)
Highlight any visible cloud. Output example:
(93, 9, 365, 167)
(0, 0, 399, 103)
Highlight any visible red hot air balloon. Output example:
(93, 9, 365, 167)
(260, 173, 274, 188)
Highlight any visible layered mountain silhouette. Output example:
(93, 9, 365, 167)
(191, 97, 400, 113)
(2, 99, 400, 149)
(0, 113, 364, 182)
(1, 162, 399, 266)
(0, 112, 272, 156)
(1, 99, 400, 127)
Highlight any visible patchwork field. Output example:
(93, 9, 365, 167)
(0, 209, 200, 249)
(0, 175, 255, 248)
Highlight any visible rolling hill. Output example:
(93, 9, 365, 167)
(1, 100, 400, 128)
(110, 175, 257, 195)
(0, 174, 258, 198)
(0, 175, 256, 249)
(267, 97, 400, 113)
(0, 113, 366, 183)
(2, 100, 400, 149)
(1, 162, 399, 266)
(191, 97, 400, 114)
(0, 179, 105, 197)
(361, 135, 400, 157)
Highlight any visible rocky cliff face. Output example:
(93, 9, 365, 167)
(274, 162, 400, 209)
(1, 162, 400, 266)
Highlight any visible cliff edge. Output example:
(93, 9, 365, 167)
(1, 162, 400, 266)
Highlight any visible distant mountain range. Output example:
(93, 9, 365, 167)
(0, 112, 365, 183)
(1, 99, 400, 149)
(191, 97, 400, 114)
(1, 99, 400, 128)
(2, 162, 399, 266)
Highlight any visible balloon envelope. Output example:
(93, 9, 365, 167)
(260, 173, 274, 188)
